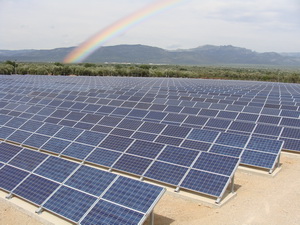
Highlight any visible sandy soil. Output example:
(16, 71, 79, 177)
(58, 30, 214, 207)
(1, 153, 300, 225)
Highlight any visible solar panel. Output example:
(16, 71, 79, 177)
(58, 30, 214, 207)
(43, 186, 97, 223)
(61, 142, 95, 160)
(54, 127, 83, 141)
(209, 144, 243, 157)
(126, 140, 164, 159)
(246, 136, 283, 154)
(13, 174, 60, 205)
(7, 130, 32, 143)
(8, 149, 48, 172)
(0, 165, 29, 191)
(99, 135, 134, 152)
(188, 129, 219, 143)
(161, 125, 191, 138)
(85, 148, 121, 167)
(241, 150, 278, 170)
(23, 134, 50, 148)
(0, 142, 23, 163)
(74, 130, 106, 146)
(34, 156, 79, 182)
(113, 154, 152, 175)
(41, 138, 71, 154)
(216, 133, 249, 148)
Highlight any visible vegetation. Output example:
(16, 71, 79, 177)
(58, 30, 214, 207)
(0, 61, 300, 83)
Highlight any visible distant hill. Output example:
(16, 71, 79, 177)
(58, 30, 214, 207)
(1, 44, 300, 66)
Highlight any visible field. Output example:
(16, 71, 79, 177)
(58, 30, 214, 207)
(0, 75, 300, 224)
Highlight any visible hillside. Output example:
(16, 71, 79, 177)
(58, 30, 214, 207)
(0, 44, 300, 65)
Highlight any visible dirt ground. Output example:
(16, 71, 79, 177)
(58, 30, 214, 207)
(1, 152, 300, 225)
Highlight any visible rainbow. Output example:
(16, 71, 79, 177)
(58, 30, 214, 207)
(63, 0, 183, 63)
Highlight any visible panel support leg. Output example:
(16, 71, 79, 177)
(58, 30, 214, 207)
(231, 175, 235, 193)
(149, 211, 154, 225)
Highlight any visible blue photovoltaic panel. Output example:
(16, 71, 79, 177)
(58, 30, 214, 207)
(36, 123, 62, 136)
(281, 127, 300, 139)
(181, 140, 211, 151)
(19, 120, 43, 132)
(0, 115, 13, 125)
(257, 115, 280, 125)
(81, 114, 103, 124)
(9, 149, 48, 172)
(13, 174, 59, 205)
(7, 130, 32, 143)
(61, 143, 95, 160)
(81, 200, 144, 225)
(205, 119, 231, 129)
(193, 152, 239, 176)
(34, 156, 78, 183)
(23, 134, 50, 148)
(75, 130, 106, 146)
(103, 176, 163, 213)
(54, 127, 83, 141)
(85, 148, 121, 167)
(117, 119, 143, 130)
(144, 161, 188, 185)
(126, 140, 164, 159)
(254, 124, 282, 136)
(188, 129, 219, 143)
(216, 133, 249, 148)
(145, 111, 167, 120)
(4, 117, 27, 128)
(113, 154, 152, 175)
(98, 116, 122, 126)
(0, 126, 15, 139)
(181, 169, 229, 197)
(43, 186, 97, 223)
(228, 121, 255, 133)
(164, 113, 186, 123)
(241, 150, 278, 169)
(138, 122, 166, 134)
(99, 135, 134, 152)
(111, 128, 134, 137)
(184, 116, 208, 126)
(157, 146, 199, 167)
(0, 165, 29, 191)
(65, 165, 117, 196)
(161, 125, 191, 138)
(0, 142, 23, 163)
(209, 144, 243, 157)
(280, 138, 300, 152)
(41, 138, 71, 154)
(132, 132, 157, 142)
(246, 137, 282, 154)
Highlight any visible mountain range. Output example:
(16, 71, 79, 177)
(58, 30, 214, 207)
(0, 44, 300, 66)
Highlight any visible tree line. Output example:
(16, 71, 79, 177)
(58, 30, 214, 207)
(0, 61, 299, 83)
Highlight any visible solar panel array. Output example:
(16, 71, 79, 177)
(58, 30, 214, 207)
(0, 142, 165, 224)
(1, 75, 297, 208)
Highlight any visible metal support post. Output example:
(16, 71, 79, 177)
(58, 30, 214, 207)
(149, 211, 154, 225)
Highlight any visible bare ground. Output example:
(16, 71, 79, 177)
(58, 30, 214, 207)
(1, 153, 300, 225)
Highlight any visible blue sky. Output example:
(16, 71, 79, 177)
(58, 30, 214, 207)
(0, 0, 299, 52)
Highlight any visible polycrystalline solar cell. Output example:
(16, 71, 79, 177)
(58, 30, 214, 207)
(216, 133, 249, 148)
(241, 150, 278, 169)
(280, 110, 300, 118)
(138, 122, 166, 134)
(98, 116, 122, 126)
(59, 119, 77, 127)
(65, 165, 117, 196)
(9, 149, 48, 172)
(61, 143, 95, 160)
(91, 125, 113, 134)
(164, 105, 183, 113)
(117, 119, 143, 130)
(257, 115, 281, 125)
(99, 135, 134, 152)
(188, 129, 219, 143)
(50, 109, 70, 118)
(13, 174, 59, 205)
(155, 135, 183, 146)
(23, 134, 50, 148)
(54, 127, 83, 141)
(128, 109, 148, 118)
(161, 125, 191, 138)
(181, 140, 211, 151)
(209, 103, 226, 110)
(4, 117, 27, 128)
(205, 119, 231, 129)
(198, 109, 218, 117)
(41, 138, 71, 154)
(242, 106, 261, 114)
(43, 186, 97, 223)
(111, 128, 134, 137)
(157, 146, 199, 167)
(132, 132, 157, 142)
(145, 111, 167, 121)
(34, 156, 78, 183)
(64, 112, 85, 121)
(0, 126, 15, 139)
(0, 115, 13, 125)
(246, 137, 282, 154)
(126, 140, 164, 159)
(144, 161, 188, 185)
(280, 138, 300, 152)
(184, 116, 208, 126)
(71, 102, 88, 110)
(281, 127, 300, 139)
(37, 108, 56, 116)
(181, 107, 200, 115)
(81, 114, 103, 124)
(113, 154, 152, 175)
(228, 121, 255, 133)
(209, 144, 243, 157)
(193, 152, 239, 176)
(44, 117, 61, 124)
(82, 104, 102, 112)
(19, 120, 43, 132)
(103, 176, 163, 213)
(280, 118, 300, 128)
(180, 169, 229, 197)
(254, 124, 282, 136)
(86, 148, 121, 167)
(7, 130, 32, 143)
(81, 200, 144, 225)
(0, 142, 23, 163)
(0, 165, 29, 191)
(111, 107, 131, 116)
(74, 122, 94, 130)
(164, 113, 187, 123)
(75, 130, 106, 146)
(236, 113, 258, 122)
(226, 104, 244, 112)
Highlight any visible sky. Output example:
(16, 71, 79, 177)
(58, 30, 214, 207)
(0, 0, 299, 53)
